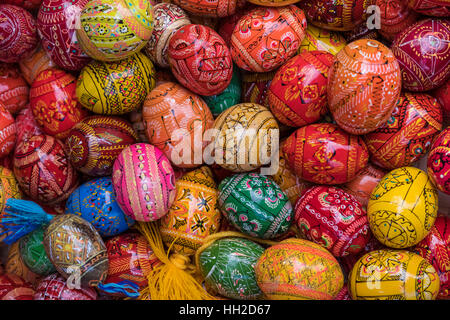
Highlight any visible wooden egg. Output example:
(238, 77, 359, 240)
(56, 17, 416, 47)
(391, 19, 450, 92)
(0, 103, 15, 158)
(255, 238, 344, 299)
(298, 24, 347, 56)
(328, 39, 402, 135)
(218, 173, 293, 239)
(295, 186, 371, 257)
(241, 70, 277, 108)
(368, 167, 438, 249)
(142, 82, 214, 169)
(198, 237, 265, 300)
(30, 68, 88, 140)
(112, 143, 177, 222)
(0, 63, 29, 115)
(19, 44, 56, 86)
(230, 5, 307, 72)
(434, 80, 449, 124)
(5, 242, 41, 287)
(268, 50, 333, 127)
(76, 52, 155, 115)
(377, 0, 419, 42)
(217, 6, 248, 47)
(0, 166, 22, 214)
(349, 249, 440, 300)
(34, 273, 97, 300)
(0, 274, 34, 300)
(44, 214, 108, 287)
(408, 0, 450, 17)
(364, 93, 443, 170)
(160, 166, 221, 256)
(172, 0, 239, 17)
(77, 0, 154, 62)
(19, 227, 56, 276)
(3, 0, 43, 10)
(15, 105, 44, 144)
(247, 0, 300, 6)
(0, 4, 38, 63)
(427, 127, 450, 195)
(65, 116, 138, 177)
(282, 123, 369, 185)
(13, 134, 79, 204)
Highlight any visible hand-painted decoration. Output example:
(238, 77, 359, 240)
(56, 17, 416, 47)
(407, 0, 450, 17)
(427, 127, 450, 195)
(377, 0, 418, 42)
(19, 227, 56, 276)
(0, 274, 35, 300)
(0, 63, 29, 115)
(34, 273, 98, 300)
(298, 24, 347, 55)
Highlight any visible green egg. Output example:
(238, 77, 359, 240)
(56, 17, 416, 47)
(19, 227, 56, 276)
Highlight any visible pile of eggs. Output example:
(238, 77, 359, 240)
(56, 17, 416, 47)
(0, 0, 448, 301)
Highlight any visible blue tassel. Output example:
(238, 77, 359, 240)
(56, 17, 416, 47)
(0, 199, 54, 244)
(97, 281, 140, 299)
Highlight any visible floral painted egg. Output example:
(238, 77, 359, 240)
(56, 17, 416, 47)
(282, 123, 369, 185)
(231, 5, 307, 72)
(414, 216, 450, 299)
(391, 19, 450, 92)
(142, 82, 214, 168)
(13, 134, 79, 204)
(0, 63, 29, 115)
(328, 39, 402, 135)
(241, 70, 277, 108)
(298, 24, 347, 55)
(172, 0, 239, 17)
(298, 0, 371, 32)
(268, 50, 333, 127)
(295, 186, 371, 257)
(160, 166, 221, 256)
(3, 0, 43, 10)
(0, 274, 34, 300)
(34, 273, 97, 300)
(112, 143, 177, 222)
(349, 250, 440, 300)
(218, 173, 293, 239)
(19, 227, 56, 277)
(0, 4, 38, 63)
(6, 242, 41, 287)
(30, 68, 88, 140)
(197, 237, 265, 299)
(377, 0, 419, 42)
(66, 177, 135, 237)
(427, 127, 450, 195)
(168, 24, 233, 96)
(368, 167, 438, 248)
(76, 52, 155, 115)
(37, 0, 92, 71)
(364, 93, 443, 170)
(0, 166, 22, 214)
(15, 105, 44, 144)
(66, 116, 138, 177)
(408, 0, 450, 17)
(145, 3, 191, 68)
(0, 103, 16, 158)
(102, 232, 162, 297)
(19, 45, 56, 86)
(77, 0, 154, 61)
(434, 81, 449, 124)
(255, 238, 344, 299)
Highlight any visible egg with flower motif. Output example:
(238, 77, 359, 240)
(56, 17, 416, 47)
(0, 103, 16, 158)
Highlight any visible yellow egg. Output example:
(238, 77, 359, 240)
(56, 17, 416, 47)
(349, 249, 440, 300)
(298, 24, 347, 56)
(367, 167, 438, 248)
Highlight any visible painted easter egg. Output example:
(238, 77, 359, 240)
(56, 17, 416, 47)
(294, 186, 371, 257)
(66, 116, 138, 177)
(364, 92, 443, 170)
(0, 274, 34, 300)
(5, 242, 41, 287)
(298, 0, 371, 32)
(434, 81, 449, 124)
(282, 123, 369, 185)
(30, 68, 88, 140)
(427, 127, 450, 195)
(0, 4, 38, 63)
(268, 50, 333, 127)
(241, 70, 277, 108)
(213, 103, 279, 172)
(0, 166, 22, 213)
(391, 19, 450, 92)
(0, 103, 15, 158)
(19, 45, 56, 86)
(77, 0, 154, 61)
(112, 143, 177, 222)
(408, 0, 450, 17)
(76, 52, 155, 115)
(145, 3, 190, 68)
(34, 273, 97, 300)
(377, 0, 419, 42)
(172, 0, 239, 17)
(198, 237, 265, 300)
(342, 21, 381, 43)
(0, 63, 29, 115)
(160, 167, 221, 255)
(66, 177, 135, 237)
(247, 0, 300, 6)
(367, 167, 438, 248)
(328, 39, 402, 135)
(231, 5, 307, 72)
(218, 173, 293, 239)
(414, 216, 450, 299)
(15, 105, 44, 144)
(19, 227, 56, 276)
(3, 0, 43, 10)
(255, 238, 344, 299)
(349, 249, 440, 300)
(298, 24, 347, 55)
(13, 134, 79, 204)
(168, 24, 233, 96)
(44, 214, 109, 287)
(142, 82, 214, 168)
(217, 6, 248, 47)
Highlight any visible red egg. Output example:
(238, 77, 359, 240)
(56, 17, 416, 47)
(282, 123, 369, 185)
(172, 0, 241, 18)
(377, 0, 419, 42)
(30, 68, 88, 140)
(2, 0, 42, 10)
(34, 273, 97, 300)
(217, 6, 249, 47)
(268, 50, 333, 127)
(168, 24, 233, 96)
(334, 284, 352, 300)
(391, 19, 450, 92)
(15, 105, 43, 144)
(427, 127, 450, 195)
(0, 4, 38, 63)
(364, 92, 443, 170)
(0, 274, 34, 300)
(0, 103, 16, 158)
(408, 0, 450, 17)
(434, 80, 450, 124)
(0, 63, 29, 115)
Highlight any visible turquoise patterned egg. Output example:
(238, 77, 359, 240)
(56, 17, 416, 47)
(198, 237, 265, 300)
(218, 173, 293, 239)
